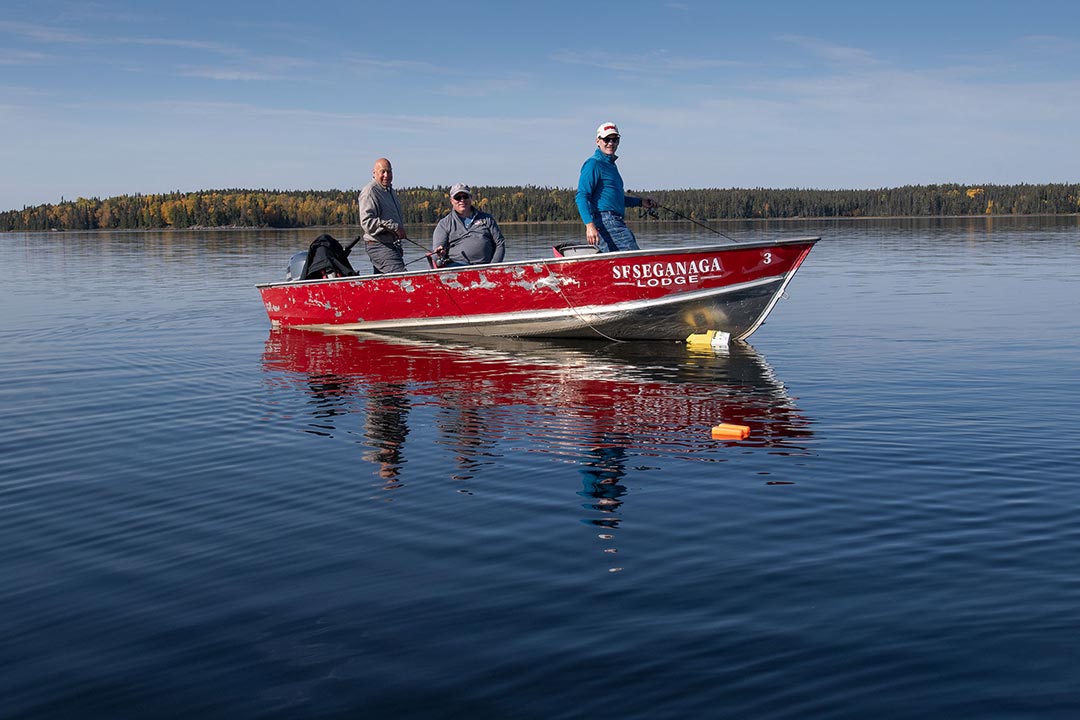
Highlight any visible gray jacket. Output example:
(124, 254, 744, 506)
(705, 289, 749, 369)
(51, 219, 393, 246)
(358, 180, 404, 246)
(431, 210, 506, 265)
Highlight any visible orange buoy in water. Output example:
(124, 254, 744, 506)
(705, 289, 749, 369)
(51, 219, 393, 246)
(711, 423, 750, 440)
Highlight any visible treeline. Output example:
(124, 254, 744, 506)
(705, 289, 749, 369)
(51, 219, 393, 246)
(3, 183, 1078, 232)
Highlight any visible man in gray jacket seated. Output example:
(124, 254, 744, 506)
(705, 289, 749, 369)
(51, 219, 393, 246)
(431, 183, 506, 267)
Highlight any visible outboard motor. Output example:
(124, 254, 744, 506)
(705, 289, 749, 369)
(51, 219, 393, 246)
(286, 251, 307, 281)
(284, 234, 358, 281)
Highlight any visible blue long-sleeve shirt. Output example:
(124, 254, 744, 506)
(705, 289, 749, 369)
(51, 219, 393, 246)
(575, 149, 642, 225)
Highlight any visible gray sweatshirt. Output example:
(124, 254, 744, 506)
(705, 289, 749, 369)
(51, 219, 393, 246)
(358, 180, 404, 246)
(431, 210, 506, 265)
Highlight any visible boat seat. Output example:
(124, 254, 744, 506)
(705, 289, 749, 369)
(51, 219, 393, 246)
(552, 243, 600, 258)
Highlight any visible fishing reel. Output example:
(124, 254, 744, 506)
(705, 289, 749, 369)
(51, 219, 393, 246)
(638, 205, 660, 220)
(430, 244, 451, 268)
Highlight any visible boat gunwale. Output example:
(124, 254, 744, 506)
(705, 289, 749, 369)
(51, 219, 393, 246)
(255, 236, 821, 290)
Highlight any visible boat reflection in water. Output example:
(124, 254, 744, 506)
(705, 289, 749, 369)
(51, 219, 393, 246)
(261, 329, 813, 557)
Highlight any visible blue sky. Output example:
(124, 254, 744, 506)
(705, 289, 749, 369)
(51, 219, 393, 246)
(2, 0, 1078, 211)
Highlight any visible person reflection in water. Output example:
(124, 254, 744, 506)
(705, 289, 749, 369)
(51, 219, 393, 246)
(302, 375, 357, 438)
(578, 433, 630, 569)
(578, 441, 629, 521)
(437, 406, 495, 483)
(362, 383, 410, 486)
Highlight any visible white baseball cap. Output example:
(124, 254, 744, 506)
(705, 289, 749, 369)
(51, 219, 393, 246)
(596, 122, 620, 138)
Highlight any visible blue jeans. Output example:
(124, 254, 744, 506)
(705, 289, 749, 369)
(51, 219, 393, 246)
(595, 211, 639, 252)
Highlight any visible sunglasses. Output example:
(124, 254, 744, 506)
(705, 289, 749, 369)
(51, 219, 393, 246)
(600, 136, 620, 144)
(452, 194, 471, 201)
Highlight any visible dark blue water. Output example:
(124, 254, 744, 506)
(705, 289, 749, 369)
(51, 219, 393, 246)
(3, 217, 1079, 719)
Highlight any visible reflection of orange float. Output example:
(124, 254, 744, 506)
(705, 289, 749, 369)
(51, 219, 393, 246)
(711, 423, 751, 440)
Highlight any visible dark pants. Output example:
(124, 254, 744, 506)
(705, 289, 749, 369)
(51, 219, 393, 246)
(365, 240, 405, 274)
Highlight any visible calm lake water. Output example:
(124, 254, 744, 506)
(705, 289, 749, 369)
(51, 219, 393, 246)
(3, 216, 1080, 719)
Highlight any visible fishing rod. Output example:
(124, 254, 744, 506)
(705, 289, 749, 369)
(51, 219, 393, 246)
(349, 233, 440, 268)
(348, 233, 431, 255)
(640, 204, 740, 243)
(405, 253, 436, 268)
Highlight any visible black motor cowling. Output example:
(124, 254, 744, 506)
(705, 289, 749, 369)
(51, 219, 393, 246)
(287, 233, 358, 280)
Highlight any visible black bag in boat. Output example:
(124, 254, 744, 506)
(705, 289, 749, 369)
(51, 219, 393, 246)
(300, 233, 357, 279)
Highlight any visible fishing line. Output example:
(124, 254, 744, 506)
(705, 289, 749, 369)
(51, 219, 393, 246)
(542, 262, 624, 343)
(642, 205, 741, 243)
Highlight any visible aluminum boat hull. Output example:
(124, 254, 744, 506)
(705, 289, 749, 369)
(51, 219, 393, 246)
(257, 238, 818, 341)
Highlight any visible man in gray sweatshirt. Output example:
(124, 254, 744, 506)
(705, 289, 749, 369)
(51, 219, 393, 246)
(358, 158, 407, 273)
(431, 183, 506, 267)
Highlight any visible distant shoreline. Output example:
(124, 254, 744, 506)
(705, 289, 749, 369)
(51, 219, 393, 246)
(15, 212, 1078, 233)
(5, 183, 1077, 232)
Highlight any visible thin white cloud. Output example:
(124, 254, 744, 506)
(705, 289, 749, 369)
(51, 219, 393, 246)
(550, 49, 743, 74)
(344, 55, 449, 75)
(343, 55, 534, 96)
(144, 100, 554, 132)
(1017, 34, 1080, 55)
(434, 75, 532, 98)
(178, 68, 277, 81)
(0, 19, 246, 57)
(775, 35, 882, 68)
(0, 49, 53, 65)
(125, 37, 239, 54)
(0, 20, 94, 44)
(2, 17, 325, 85)
(176, 51, 318, 81)
(758, 38, 1080, 123)
(0, 84, 54, 99)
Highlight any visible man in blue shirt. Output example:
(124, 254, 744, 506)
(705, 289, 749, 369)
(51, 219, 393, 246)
(575, 122, 656, 252)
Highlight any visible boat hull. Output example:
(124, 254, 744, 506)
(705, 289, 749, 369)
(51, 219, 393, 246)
(257, 238, 818, 341)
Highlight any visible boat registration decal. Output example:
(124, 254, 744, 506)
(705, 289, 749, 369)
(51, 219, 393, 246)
(611, 257, 723, 286)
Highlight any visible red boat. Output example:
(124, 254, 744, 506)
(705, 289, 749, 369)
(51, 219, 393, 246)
(257, 238, 818, 341)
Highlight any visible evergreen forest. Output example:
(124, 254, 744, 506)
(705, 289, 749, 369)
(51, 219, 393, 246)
(3, 183, 1078, 232)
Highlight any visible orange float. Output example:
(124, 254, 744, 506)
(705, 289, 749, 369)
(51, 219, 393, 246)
(711, 423, 751, 440)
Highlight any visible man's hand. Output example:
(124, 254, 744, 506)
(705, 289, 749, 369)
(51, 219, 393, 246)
(585, 222, 600, 246)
